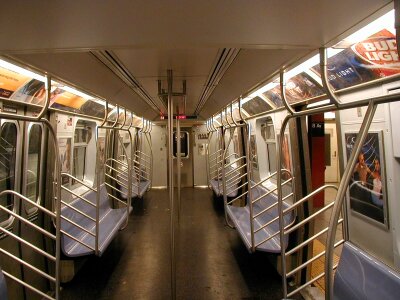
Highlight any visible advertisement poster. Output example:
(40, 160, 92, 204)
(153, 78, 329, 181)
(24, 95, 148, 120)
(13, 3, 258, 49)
(59, 138, 71, 184)
(0, 66, 31, 99)
(345, 131, 387, 226)
(312, 29, 400, 90)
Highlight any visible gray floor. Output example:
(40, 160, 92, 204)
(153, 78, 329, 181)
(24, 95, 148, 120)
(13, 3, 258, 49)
(61, 187, 287, 299)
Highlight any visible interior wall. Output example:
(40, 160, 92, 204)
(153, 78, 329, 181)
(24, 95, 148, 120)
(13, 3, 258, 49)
(338, 80, 400, 271)
(150, 125, 168, 187)
(193, 125, 208, 186)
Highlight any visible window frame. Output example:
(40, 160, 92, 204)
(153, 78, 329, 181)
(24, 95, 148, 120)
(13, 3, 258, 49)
(0, 120, 20, 229)
(23, 122, 44, 216)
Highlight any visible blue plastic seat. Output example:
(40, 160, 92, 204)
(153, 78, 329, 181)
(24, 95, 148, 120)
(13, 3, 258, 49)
(334, 242, 400, 300)
(60, 184, 129, 257)
(118, 172, 150, 198)
(226, 183, 294, 253)
(210, 166, 241, 197)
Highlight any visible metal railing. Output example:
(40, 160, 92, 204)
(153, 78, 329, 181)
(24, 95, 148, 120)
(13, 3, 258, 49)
(0, 190, 58, 300)
(97, 103, 133, 230)
(0, 75, 61, 299)
(274, 48, 400, 299)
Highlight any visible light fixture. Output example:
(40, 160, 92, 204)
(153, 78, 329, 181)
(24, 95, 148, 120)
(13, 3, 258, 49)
(334, 10, 395, 48)
(306, 99, 330, 108)
(0, 58, 46, 82)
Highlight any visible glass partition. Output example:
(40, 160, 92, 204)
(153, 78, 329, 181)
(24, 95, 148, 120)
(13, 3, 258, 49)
(25, 124, 42, 214)
(0, 122, 18, 227)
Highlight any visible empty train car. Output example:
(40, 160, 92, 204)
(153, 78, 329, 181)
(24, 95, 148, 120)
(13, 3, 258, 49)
(0, 1, 400, 299)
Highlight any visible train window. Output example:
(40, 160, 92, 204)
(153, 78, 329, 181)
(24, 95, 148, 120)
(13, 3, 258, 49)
(0, 122, 18, 227)
(25, 124, 42, 214)
(72, 120, 93, 182)
(261, 118, 277, 174)
(173, 131, 189, 158)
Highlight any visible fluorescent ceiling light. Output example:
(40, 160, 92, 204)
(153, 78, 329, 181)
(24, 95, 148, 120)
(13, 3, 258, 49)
(253, 81, 279, 97)
(240, 96, 253, 105)
(336, 10, 394, 47)
(324, 112, 336, 119)
(0, 59, 46, 82)
(307, 99, 330, 108)
(60, 85, 95, 100)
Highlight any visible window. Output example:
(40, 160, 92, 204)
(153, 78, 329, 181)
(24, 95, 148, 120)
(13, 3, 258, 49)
(261, 118, 277, 174)
(173, 131, 189, 158)
(72, 120, 92, 182)
(25, 124, 42, 214)
(0, 122, 18, 226)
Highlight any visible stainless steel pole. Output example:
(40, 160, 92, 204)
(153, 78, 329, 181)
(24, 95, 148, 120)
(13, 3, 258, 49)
(167, 69, 176, 300)
(177, 116, 181, 223)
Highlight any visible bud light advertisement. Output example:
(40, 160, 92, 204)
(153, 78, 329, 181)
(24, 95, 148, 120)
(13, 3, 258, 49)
(312, 29, 400, 90)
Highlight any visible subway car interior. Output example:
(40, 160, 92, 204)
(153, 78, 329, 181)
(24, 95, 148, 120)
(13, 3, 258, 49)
(1, 1, 400, 299)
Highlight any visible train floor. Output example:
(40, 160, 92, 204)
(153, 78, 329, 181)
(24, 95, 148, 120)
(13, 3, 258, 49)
(61, 187, 292, 300)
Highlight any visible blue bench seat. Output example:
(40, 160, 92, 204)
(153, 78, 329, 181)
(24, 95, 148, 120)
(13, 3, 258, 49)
(334, 242, 400, 300)
(210, 166, 241, 197)
(61, 184, 129, 257)
(118, 173, 150, 198)
(226, 183, 294, 253)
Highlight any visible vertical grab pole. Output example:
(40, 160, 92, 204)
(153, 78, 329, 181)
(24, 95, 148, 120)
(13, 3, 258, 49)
(177, 115, 181, 223)
(325, 101, 377, 299)
(245, 122, 255, 252)
(167, 69, 176, 300)
(45, 75, 62, 300)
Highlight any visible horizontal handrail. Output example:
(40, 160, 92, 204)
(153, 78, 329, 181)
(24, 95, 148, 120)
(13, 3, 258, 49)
(0, 190, 56, 218)
(227, 190, 248, 205)
(226, 175, 246, 190)
(61, 173, 97, 192)
(0, 248, 56, 282)
(251, 169, 292, 190)
(285, 218, 343, 257)
(107, 165, 129, 179)
(105, 173, 128, 189)
(286, 239, 344, 277)
(255, 222, 292, 248)
(104, 181, 125, 195)
(286, 263, 338, 298)
(251, 178, 293, 204)
(60, 230, 95, 251)
(224, 152, 240, 161)
(226, 171, 246, 185)
(209, 154, 223, 164)
(107, 192, 128, 207)
(225, 156, 246, 168)
(0, 226, 55, 261)
(135, 150, 151, 159)
(60, 216, 96, 237)
(0, 205, 55, 240)
(2, 270, 54, 300)
(105, 158, 129, 168)
(285, 201, 336, 235)
(60, 200, 96, 222)
(60, 186, 96, 208)
(285, 184, 338, 213)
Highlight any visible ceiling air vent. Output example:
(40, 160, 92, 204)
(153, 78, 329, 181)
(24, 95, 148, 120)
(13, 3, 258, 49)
(90, 50, 164, 113)
(193, 48, 240, 116)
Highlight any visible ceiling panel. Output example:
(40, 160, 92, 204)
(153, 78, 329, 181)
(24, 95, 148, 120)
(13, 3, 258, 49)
(0, 1, 391, 51)
(200, 49, 308, 118)
(1, 1, 393, 120)
(11, 52, 158, 119)
(112, 48, 220, 115)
